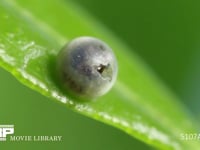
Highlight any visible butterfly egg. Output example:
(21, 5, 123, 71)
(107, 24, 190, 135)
(57, 36, 118, 100)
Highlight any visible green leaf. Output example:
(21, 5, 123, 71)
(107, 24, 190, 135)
(0, 0, 199, 149)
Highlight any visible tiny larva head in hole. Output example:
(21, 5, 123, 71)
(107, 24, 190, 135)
(57, 36, 118, 100)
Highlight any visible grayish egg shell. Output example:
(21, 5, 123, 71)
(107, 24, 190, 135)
(57, 36, 118, 99)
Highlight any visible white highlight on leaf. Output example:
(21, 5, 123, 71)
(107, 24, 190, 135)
(95, 110, 180, 149)
(132, 122, 181, 150)
(17, 70, 73, 105)
(51, 91, 68, 104)
(98, 111, 130, 127)
(0, 47, 15, 66)
(98, 112, 112, 120)
(120, 120, 130, 127)
(4, 30, 47, 69)
(75, 104, 92, 112)
(22, 44, 45, 68)
(21, 41, 35, 51)
(19, 69, 48, 92)
(1, 29, 71, 105)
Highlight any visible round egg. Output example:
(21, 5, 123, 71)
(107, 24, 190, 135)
(57, 36, 118, 99)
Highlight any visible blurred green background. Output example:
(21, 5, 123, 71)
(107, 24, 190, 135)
(1, 0, 200, 149)
(72, 0, 200, 117)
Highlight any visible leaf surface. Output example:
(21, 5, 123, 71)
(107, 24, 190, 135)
(0, 0, 199, 149)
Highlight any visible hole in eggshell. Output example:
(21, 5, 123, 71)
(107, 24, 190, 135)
(97, 64, 107, 74)
(96, 64, 112, 82)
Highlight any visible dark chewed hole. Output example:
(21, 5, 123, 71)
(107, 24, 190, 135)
(96, 64, 112, 82)
(97, 64, 107, 74)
